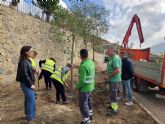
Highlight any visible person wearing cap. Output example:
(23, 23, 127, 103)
(50, 63, 72, 104)
(120, 51, 134, 106)
(76, 49, 95, 124)
(105, 46, 122, 116)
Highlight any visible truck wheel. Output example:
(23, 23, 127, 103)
(132, 78, 139, 92)
(132, 77, 149, 93)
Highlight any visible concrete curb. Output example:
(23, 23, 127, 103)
(133, 97, 163, 124)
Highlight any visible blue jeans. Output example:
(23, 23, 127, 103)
(20, 83, 36, 121)
(123, 80, 133, 102)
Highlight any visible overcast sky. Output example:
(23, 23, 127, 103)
(2, 0, 165, 49)
(64, 0, 165, 49)
(102, 0, 165, 49)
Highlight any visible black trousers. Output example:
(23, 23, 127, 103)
(52, 79, 66, 102)
(42, 70, 52, 89)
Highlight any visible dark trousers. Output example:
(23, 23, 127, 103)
(52, 79, 66, 102)
(42, 70, 52, 89)
(79, 92, 93, 119)
(20, 82, 36, 121)
(109, 82, 119, 103)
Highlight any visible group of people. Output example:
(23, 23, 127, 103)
(16, 45, 134, 124)
(104, 46, 134, 117)
(16, 46, 95, 124)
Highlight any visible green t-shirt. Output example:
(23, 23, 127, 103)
(106, 54, 122, 83)
(75, 59, 95, 92)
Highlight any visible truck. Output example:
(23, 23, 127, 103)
(120, 48, 165, 93)
(103, 50, 109, 63)
(120, 14, 165, 93)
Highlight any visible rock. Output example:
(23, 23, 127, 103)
(9, 33, 18, 40)
(11, 56, 19, 64)
(5, 69, 13, 75)
(5, 74, 14, 85)
(0, 68, 4, 74)
(41, 122, 46, 124)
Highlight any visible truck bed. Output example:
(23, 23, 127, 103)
(134, 61, 162, 83)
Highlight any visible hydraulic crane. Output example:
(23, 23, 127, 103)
(122, 14, 144, 48)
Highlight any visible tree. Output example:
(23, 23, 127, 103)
(51, 7, 81, 90)
(70, 1, 110, 49)
(10, 0, 20, 7)
(89, 35, 105, 61)
(36, 0, 59, 22)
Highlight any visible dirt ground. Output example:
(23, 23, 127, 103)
(0, 63, 158, 124)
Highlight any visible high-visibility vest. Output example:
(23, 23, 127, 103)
(42, 59, 55, 73)
(50, 67, 69, 85)
(30, 58, 37, 68)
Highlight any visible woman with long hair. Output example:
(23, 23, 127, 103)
(16, 46, 36, 124)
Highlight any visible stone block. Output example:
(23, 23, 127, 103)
(11, 56, 19, 65)
(5, 74, 14, 85)
(0, 68, 3, 74)
(0, 77, 5, 85)
(5, 69, 13, 75)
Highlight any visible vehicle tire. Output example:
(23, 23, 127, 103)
(131, 77, 139, 92)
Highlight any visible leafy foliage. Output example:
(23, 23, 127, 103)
(70, 1, 110, 48)
(36, 0, 60, 21)
(11, 0, 20, 6)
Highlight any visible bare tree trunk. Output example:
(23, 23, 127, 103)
(83, 35, 87, 49)
(71, 33, 75, 90)
(41, 11, 44, 21)
(45, 11, 51, 22)
(93, 41, 95, 61)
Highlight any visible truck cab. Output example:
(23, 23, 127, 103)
(103, 50, 109, 63)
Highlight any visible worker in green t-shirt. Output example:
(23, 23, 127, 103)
(105, 46, 122, 116)
(76, 49, 95, 124)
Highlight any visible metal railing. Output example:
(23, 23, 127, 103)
(1, 0, 50, 21)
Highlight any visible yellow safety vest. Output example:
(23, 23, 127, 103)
(50, 67, 69, 85)
(30, 58, 37, 68)
(42, 59, 55, 73)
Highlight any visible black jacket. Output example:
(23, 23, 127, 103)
(16, 59, 35, 87)
(121, 57, 134, 80)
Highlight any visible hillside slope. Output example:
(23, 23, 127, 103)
(0, 5, 85, 85)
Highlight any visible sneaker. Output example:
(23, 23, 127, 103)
(125, 102, 133, 106)
(80, 119, 91, 124)
(106, 110, 118, 117)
